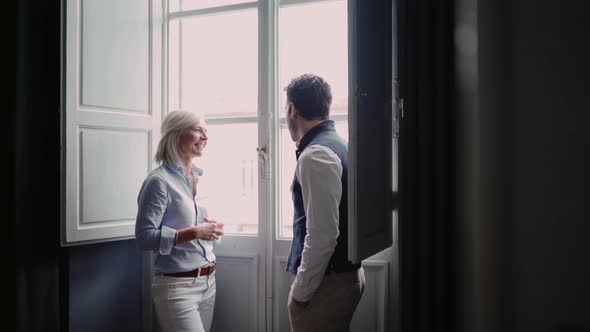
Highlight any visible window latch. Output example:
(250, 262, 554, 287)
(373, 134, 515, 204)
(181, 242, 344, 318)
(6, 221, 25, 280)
(393, 97, 403, 138)
(257, 146, 269, 179)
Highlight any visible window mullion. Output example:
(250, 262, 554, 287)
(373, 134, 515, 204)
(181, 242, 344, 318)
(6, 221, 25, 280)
(260, 1, 279, 328)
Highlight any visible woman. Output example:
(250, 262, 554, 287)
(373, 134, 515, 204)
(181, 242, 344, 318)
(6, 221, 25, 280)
(135, 110, 224, 332)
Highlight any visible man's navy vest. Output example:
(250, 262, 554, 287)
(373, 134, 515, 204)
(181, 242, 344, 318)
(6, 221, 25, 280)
(286, 120, 361, 275)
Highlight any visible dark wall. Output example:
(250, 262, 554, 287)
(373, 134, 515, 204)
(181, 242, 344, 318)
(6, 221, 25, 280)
(456, 0, 590, 331)
(15, 0, 63, 330)
(510, 1, 590, 331)
(396, 0, 455, 330)
(15, 1, 143, 331)
(69, 241, 142, 332)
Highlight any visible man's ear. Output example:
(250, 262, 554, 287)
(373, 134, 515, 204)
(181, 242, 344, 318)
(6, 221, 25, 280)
(289, 104, 298, 119)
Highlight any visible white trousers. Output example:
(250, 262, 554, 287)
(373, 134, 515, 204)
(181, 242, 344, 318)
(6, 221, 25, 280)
(151, 272, 216, 332)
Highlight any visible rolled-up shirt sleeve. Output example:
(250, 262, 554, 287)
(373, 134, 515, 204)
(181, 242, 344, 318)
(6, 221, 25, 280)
(135, 176, 175, 255)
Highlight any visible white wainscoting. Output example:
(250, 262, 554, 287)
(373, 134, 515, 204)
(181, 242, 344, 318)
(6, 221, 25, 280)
(212, 252, 259, 332)
(273, 256, 295, 332)
(350, 261, 389, 332)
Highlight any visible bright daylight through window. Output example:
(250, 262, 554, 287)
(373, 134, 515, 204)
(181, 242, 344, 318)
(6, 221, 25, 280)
(167, 0, 348, 237)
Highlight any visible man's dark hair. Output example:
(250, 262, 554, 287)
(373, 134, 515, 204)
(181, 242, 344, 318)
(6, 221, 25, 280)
(285, 74, 332, 120)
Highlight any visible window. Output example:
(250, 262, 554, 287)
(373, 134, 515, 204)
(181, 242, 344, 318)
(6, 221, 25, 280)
(168, 2, 259, 235)
(167, 0, 350, 238)
(278, 1, 349, 237)
(63, 0, 394, 265)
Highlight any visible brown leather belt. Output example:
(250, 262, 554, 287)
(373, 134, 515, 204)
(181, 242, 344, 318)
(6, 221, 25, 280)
(164, 264, 216, 278)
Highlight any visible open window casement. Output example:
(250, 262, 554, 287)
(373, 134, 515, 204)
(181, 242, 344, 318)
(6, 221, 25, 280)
(62, 0, 163, 245)
(348, 0, 397, 263)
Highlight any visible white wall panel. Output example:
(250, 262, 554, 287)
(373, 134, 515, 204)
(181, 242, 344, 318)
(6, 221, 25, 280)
(351, 261, 389, 332)
(273, 257, 295, 332)
(80, 0, 150, 112)
(212, 253, 259, 332)
(79, 128, 150, 224)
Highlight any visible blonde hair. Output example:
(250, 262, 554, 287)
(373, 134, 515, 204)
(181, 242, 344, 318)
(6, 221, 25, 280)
(155, 110, 203, 165)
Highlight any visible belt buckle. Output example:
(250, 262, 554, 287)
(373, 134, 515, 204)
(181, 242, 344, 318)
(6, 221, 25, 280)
(198, 262, 215, 277)
(198, 265, 210, 277)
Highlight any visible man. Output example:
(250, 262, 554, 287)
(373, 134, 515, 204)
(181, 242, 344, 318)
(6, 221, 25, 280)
(285, 74, 366, 332)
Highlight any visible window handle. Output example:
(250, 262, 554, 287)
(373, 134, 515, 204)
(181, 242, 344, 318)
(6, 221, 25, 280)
(393, 97, 403, 138)
(257, 146, 269, 179)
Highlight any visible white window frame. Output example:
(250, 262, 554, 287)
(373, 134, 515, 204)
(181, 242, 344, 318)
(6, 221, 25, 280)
(163, 0, 348, 241)
(166, 1, 263, 237)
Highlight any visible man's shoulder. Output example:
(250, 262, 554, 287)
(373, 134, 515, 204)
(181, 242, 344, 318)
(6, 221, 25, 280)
(298, 144, 342, 167)
(301, 143, 335, 155)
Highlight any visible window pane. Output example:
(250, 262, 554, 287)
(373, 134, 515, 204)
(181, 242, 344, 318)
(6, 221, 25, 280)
(170, 0, 256, 13)
(278, 1, 348, 114)
(198, 122, 258, 235)
(168, 20, 181, 110)
(169, 9, 258, 235)
(278, 1, 348, 239)
(168, 9, 257, 117)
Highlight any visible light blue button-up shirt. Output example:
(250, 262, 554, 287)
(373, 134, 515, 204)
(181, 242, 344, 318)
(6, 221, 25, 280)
(135, 163, 215, 274)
